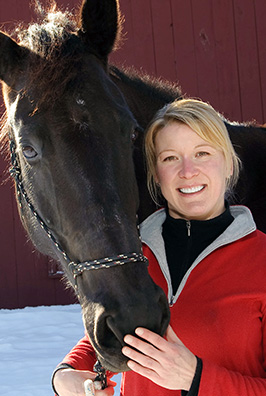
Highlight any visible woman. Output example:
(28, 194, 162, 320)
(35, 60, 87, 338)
(53, 99, 266, 396)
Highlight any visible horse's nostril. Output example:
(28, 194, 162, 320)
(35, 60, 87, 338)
(94, 314, 125, 352)
(106, 316, 125, 346)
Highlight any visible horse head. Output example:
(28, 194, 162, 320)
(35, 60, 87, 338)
(0, 0, 170, 372)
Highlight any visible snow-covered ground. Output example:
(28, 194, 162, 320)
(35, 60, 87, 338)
(0, 304, 121, 396)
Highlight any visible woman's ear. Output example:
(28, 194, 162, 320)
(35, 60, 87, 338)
(229, 159, 233, 177)
(154, 172, 160, 185)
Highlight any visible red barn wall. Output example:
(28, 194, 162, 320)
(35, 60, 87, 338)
(0, 0, 265, 308)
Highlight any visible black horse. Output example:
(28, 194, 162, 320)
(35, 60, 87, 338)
(1, 0, 266, 374)
(0, 0, 170, 373)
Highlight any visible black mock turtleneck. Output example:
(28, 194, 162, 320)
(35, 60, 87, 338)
(162, 203, 234, 295)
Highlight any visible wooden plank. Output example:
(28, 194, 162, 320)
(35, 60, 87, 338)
(150, 0, 177, 82)
(13, 208, 76, 308)
(0, 176, 19, 308)
(124, 0, 156, 76)
(190, 0, 221, 109)
(14, 0, 32, 23)
(211, 0, 242, 121)
(233, 0, 263, 123)
(48, 259, 78, 305)
(0, 0, 18, 26)
(110, 0, 138, 68)
(12, 207, 53, 308)
(170, 0, 198, 98)
(254, 0, 266, 124)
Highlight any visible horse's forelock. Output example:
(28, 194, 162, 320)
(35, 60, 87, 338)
(17, 4, 78, 57)
(13, 4, 82, 111)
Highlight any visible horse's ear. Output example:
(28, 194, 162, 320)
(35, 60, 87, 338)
(78, 0, 122, 61)
(0, 32, 25, 86)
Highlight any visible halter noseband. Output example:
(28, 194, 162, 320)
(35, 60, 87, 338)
(69, 252, 147, 277)
(9, 140, 148, 290)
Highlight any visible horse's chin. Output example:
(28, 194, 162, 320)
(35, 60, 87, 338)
(84, 322, 131, 372)
(91, 337, 131, 373)
(97, 352, 131, 373)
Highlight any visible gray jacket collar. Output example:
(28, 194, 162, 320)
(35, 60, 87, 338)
(140, 206, 256, 305)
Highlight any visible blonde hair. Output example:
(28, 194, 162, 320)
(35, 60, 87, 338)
(145, 98, 241, 204)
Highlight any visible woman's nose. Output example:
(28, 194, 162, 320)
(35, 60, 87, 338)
(178, 158, 199, 179)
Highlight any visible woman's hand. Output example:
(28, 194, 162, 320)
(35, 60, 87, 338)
(53, 368, 116, 396)
(122, 325, 197, 391)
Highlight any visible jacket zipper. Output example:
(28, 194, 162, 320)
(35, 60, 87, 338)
(186, 220, 191, 236)
(169, 296, 174, 307)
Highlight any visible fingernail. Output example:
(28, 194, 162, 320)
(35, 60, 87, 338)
(135, 328, 144, 336)
(122, 346, 131, 356)
(127, 360, 136, 369)
(124, 335, 133, 344)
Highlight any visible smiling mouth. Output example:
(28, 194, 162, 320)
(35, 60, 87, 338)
(179, 185, 205, 194)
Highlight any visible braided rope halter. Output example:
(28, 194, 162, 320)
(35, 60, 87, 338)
(9, 139, 148, 387)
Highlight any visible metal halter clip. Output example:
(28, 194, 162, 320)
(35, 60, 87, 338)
(93, 360, 107, 389)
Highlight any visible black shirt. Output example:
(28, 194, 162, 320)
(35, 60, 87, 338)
(162, 203, 234, 294)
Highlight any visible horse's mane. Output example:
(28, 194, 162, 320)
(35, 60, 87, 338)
(110, 65, 182, 104)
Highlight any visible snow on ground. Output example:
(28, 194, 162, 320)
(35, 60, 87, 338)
(0, 304, 121, 396)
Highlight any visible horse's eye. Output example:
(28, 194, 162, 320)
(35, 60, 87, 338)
(131, 130, 138, 142)
(131, 126, 143, 142)
(22, 146, 38, 159)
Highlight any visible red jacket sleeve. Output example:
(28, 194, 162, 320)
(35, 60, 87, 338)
(61, 334, 97, 371)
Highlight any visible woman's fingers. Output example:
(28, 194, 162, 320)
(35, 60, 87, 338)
(122, 326, 197, 391)
(123, 326, 182, 357)
(122, 344, 158, 370)
(125, 327, 168, 352)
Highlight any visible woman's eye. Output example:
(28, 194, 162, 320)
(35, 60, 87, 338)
(163, 156, 177, 162)
(22, 146, 38, 159)
(196, 151, 209, 158)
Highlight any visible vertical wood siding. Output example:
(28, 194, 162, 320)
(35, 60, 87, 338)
(112, 0, 266, 123)
(0, 0, 265, 308)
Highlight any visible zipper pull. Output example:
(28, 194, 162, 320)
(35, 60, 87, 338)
(169, 296, 174, 307)
(186, 220, 191, 237)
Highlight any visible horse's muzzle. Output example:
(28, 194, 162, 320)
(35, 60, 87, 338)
(81, 268, 170, 372)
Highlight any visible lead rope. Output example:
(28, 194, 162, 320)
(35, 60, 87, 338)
(93, 360, 107, 389)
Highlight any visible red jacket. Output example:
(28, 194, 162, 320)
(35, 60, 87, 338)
(61, 206, 266, 395)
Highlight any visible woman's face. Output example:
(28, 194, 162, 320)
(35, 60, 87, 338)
(155, 123, 231, 220)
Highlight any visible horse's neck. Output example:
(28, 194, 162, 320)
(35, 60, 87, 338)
(109, 65, 179, 129)
(109, 66, 179, 221)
